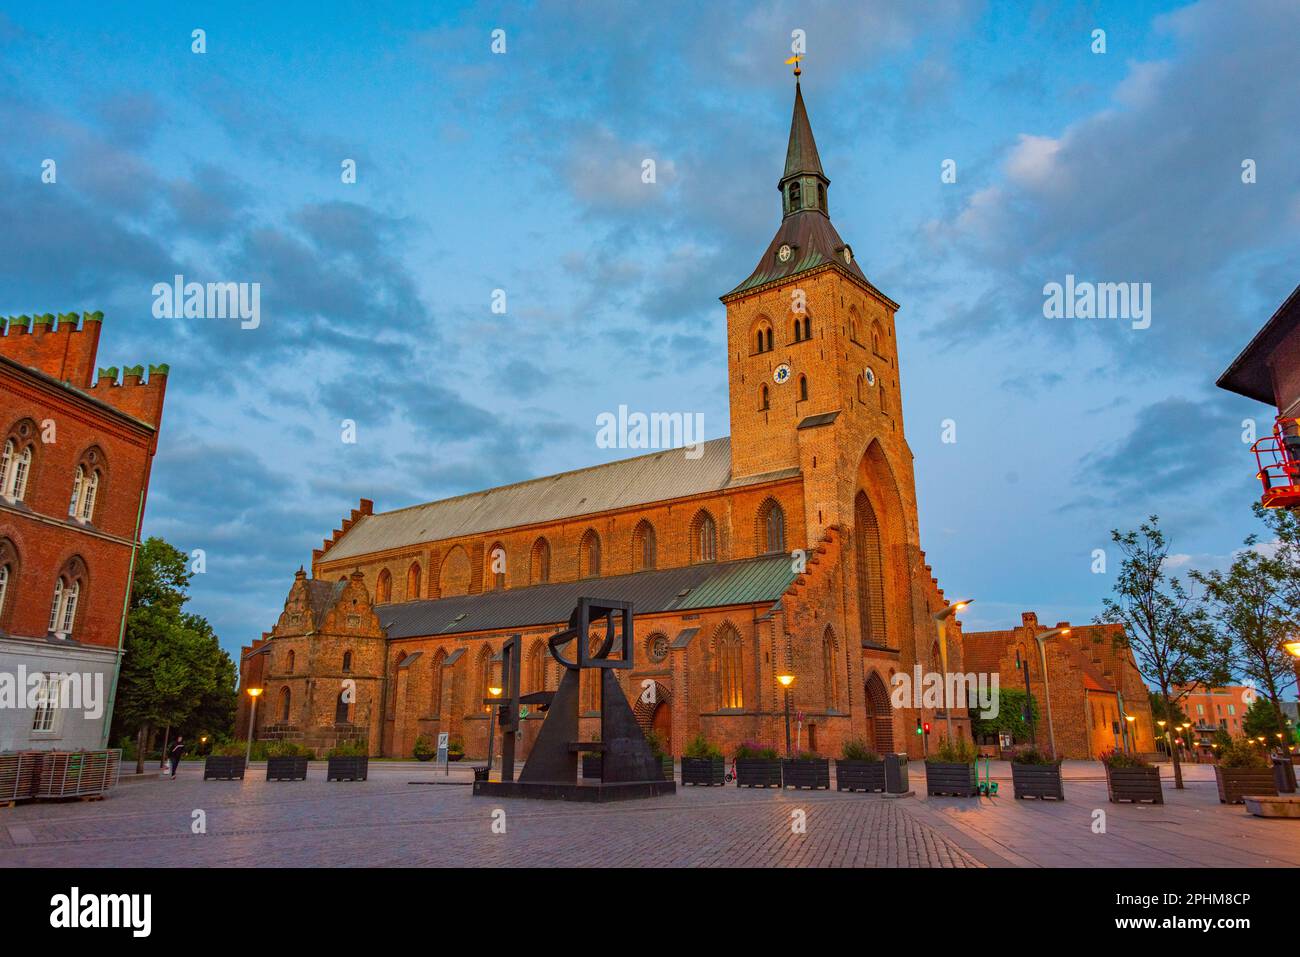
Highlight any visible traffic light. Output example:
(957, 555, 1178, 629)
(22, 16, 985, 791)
(923, 722, 931, 735)
(915, 718, 923, 735)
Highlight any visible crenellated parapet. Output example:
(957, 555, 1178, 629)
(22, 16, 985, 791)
(0, 310, 104, 387)
(86, 359, 168, 429)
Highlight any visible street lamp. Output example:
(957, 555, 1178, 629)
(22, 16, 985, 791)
(245, 688, 264, 764)
(1157, 718, 1168, 756)
(777, 674, 795, 756)
(932, 599, 972, 742)
(1124, 713, 1136, 754)
(1033, 627, 1071, 759)
(485, 685, 503, 775)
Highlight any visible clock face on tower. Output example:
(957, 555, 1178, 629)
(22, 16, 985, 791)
(773, 363, 792, 384)
(777, 244, 792, 262)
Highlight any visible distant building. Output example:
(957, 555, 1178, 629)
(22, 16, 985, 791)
(0, 312, 167, 750)
(962, 612, 1156, 759)
(1173, 684, 1259, 759)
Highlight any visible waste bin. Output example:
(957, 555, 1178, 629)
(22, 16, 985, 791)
(473, 766, 490, 783)
(1273, 757, 1296, 794)
(885, 752, 909, 793)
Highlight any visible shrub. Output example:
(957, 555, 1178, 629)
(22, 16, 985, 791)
(841, 738, 880, 762)
(1099, 749, 1151, 769)
(266, 740, 312, 758)
(1218, 737, 1270, 770)
(1011, 748, 1060, 766)
(413, 735, 435, 760)
(790, 750, 823, 761)
(448, 737, 465, 755)
(734, 741, 779, 760)
(327, 738, 368, 758)
(932, 737, 978, 764)
(215, 740, 268, 760)
(644, 729, 666, 760)
(683, 733, 723, 761)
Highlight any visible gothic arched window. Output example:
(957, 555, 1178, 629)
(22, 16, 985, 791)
(798, 374, 808, 401)
(579, 530, 601, 579)
(822, 627, 838, 711)
(691, 510, 717, 563)
(375, 569, 392, 603)
(633, 520, 656, 571)
(530, 537, 551, 584)
(717, 625, 744, 710)
(406, 561, 422, 600)
(48, 556, 86, 637)
(759, 384, 770, 411)
(789, 180, 801, 211)
(758, 499, 786, 554)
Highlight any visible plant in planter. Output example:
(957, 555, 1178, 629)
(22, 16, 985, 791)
(447, 738, 465, 762)
(326, 738, 369, 782)
(734, 742, 782, 788)
(203, 742, 249, 780)
(265, 740, 311, 781)
(413, 735, 435, 762)
(1009, 747, 1064, 800)
(644, 730, 674, 780)
(782, 749, 830, 790)
(926, 737, 979, 797)
(836, 737, 885, 792)
(681, 733, 725, 786)
(1214, 738, 1277, 804)
(1100, 749, 1162, 804)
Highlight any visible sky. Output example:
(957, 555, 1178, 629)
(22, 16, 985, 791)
(1, 0, 1297, 664)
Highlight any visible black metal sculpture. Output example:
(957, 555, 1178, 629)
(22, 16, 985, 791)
(473, 598, 676, 802)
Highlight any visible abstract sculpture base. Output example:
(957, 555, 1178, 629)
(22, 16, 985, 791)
(473, 779, 676, 802)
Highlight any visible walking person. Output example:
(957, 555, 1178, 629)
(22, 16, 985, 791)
(169, 735, 185, 779)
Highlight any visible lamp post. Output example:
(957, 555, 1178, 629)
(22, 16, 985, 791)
(485, 685, 502, 775)
(1033, 627, 1071, 759)
(777, 674, 795, 756)
(1157, 718, 1168, 757)
(245, 688, 263, 764)
(1124, 713, 1136, 754)
(932, 599, 972, 743)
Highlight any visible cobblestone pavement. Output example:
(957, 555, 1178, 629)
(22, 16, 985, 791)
(0, 760, 1294, 868)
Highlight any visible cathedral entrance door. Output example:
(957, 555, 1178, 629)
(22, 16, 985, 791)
(650, 700, 671, 755)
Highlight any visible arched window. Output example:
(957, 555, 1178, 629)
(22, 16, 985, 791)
(871, 321, 885, 357)
(822, 628, 838, 711)
(286, 650, 295, 673)
(0, 537, 18, 631)
(342, 650, 353, 672)
(632, 520, 656, 571)
(279, 687, 291, 722)
(691, 510, 717, 563)
(478, 647, 497, 714)
(879, 381, 888, 413)
(818, 182, 826, 213)
(802, 315, 811, 341)
(530, 537, 551, 584)
(789, 180, 801, 210)
(855, 491, 887, 647)
(798, 374, 808, 401)
(759, 384, 770, 411)
(716, 625, 744, 710)
(431, 649, 446, 717)
(753, 319, 774, 355)
(1, 439, 33, 502)
(793, 315, 811, 342)
(47, 557, 86, 637)
(406, 561, 422, 600)
(375, 568, 392, 603)
(488, 543, 506, 590)
(68, 467, 84, 518)
(758, 499, 786, 554)
(579, 529, 601, 579)
(526, 641, 545, 694)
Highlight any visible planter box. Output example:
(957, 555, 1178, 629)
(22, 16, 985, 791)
(681, 757, 725, 786)
(735, 758, 782, 788)
(203, 756, 245, 781)
(836, 760, 886, 792)
(266, 756, 308, 781)
(34, 750, 121, 798)
(1215, 766, 1277, 805)
(1011, 763, 1064, 800)
(925, 761, 977, 797)
(1105, 765, 1163, 804)
(782, 758, 830, 790)
(0, 751, 44, 802)
(326, 756, 368, 782)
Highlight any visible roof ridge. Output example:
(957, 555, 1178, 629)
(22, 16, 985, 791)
(366, 435, 733, 521)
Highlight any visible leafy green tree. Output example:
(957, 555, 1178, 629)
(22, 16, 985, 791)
(1148, 688, 1187, 727)
(1190, 528, 1296, 738)
(1097, 517, 1229, 788)
(1242, 695, 1287, 740)
(970, 688, 1038, 745)
(110, 538, 237, 772)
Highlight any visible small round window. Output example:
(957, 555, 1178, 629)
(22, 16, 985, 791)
(647, 633, 669, 664)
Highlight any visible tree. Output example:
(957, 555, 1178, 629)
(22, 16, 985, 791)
(1097, 517, 1229, 788)
(1242, 695, 1287, 740)
(1190, 528, 1297, 739)
(110, 538, 237, 772)
(1148, 689, 1187, 728)
(970, 688, 1038, 745)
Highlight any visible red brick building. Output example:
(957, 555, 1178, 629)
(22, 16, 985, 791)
(963, 612, 1156, 759)
(238, 76, 974, 760)
(0, 311, 167, 750)
(1174, 684, 1257, 758)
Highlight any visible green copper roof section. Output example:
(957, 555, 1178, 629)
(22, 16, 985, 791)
(676, 554, 794, 610)
(782, 80, 825, 183)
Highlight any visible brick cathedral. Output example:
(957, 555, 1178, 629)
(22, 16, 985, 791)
(238, 76, 977, 760)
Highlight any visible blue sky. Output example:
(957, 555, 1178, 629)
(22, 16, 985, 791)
(2, 0, 1297, 662)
